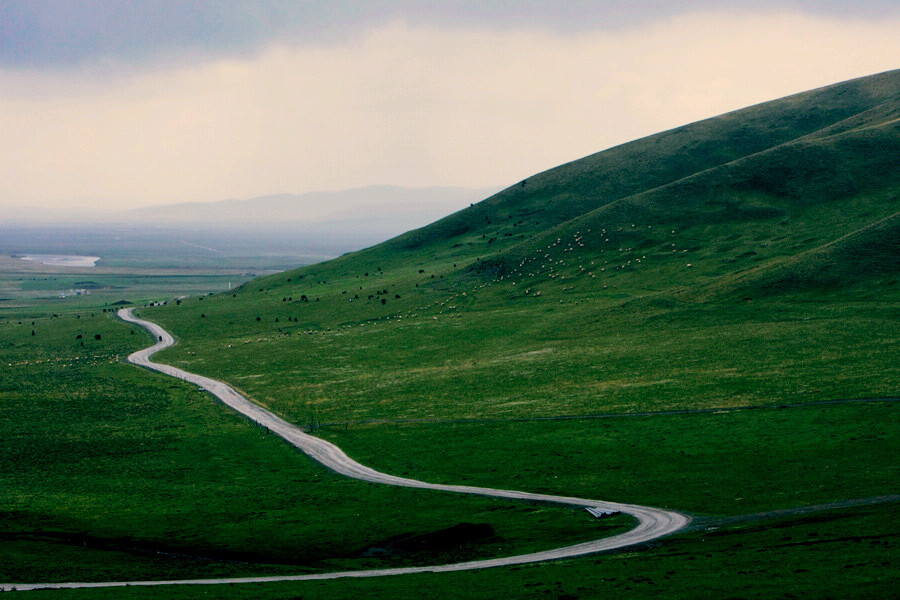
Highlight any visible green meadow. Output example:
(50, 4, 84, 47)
(2, 71, 898, 597)
(17, 505, 897, 599)
(1, 310, 635, 585)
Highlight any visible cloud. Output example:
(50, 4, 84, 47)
(2, 1, 897, 69)
(0, 11, 897, 209)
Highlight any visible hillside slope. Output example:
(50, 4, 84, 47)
(470, 93, 899, 296)
(245, 68, 898, 313)
(705, 211, 899, 299)
(383, 69, 898, 257)
(144, 70, 899, 423)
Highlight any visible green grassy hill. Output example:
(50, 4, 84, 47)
(147, 69, 897, 344)
(706, 211, 899, 299)
(174, 69, 897, 317)
(133, 70, 899, 427)
(381, 68, 898, 270)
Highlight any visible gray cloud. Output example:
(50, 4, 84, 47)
(2, 1, 897, 69)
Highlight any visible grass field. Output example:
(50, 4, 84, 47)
(0, 309, 636, 585)
(14, 505, 897, 598)
(321, 401, 897, 516)
(146, 292, 898, 424)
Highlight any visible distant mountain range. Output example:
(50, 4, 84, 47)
(2, 185, 501, 238)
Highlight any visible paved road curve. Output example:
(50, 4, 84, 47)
(0, 308, 689, 592)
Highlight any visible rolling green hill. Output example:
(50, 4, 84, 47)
(147, 69, 898, 383)
(179, 69, 897, 316)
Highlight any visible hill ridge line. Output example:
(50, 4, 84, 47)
(773, 210, 898, 258)
(502, 69, 899, 194)
(790, 100, 900, 144)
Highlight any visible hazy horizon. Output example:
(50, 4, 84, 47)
(0, 184, 499, 229)
(1, 2, 897, 211)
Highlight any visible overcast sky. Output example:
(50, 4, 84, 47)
(1, 1, 897, 210)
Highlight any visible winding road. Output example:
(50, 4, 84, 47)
(0, 308, 689, 592)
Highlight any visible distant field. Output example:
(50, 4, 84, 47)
(0, 255, 256, 309)
(0, 223, 365, 308)
(0, 225, 344, 270)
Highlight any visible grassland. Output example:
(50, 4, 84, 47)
(15, 504, 897, 599)
(0, 309, 635, 585)
(2, 71, 898, 596)
(136, 71, 897, 596)
(146, 292, 898, 424)
(321, 401, 897, 516)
